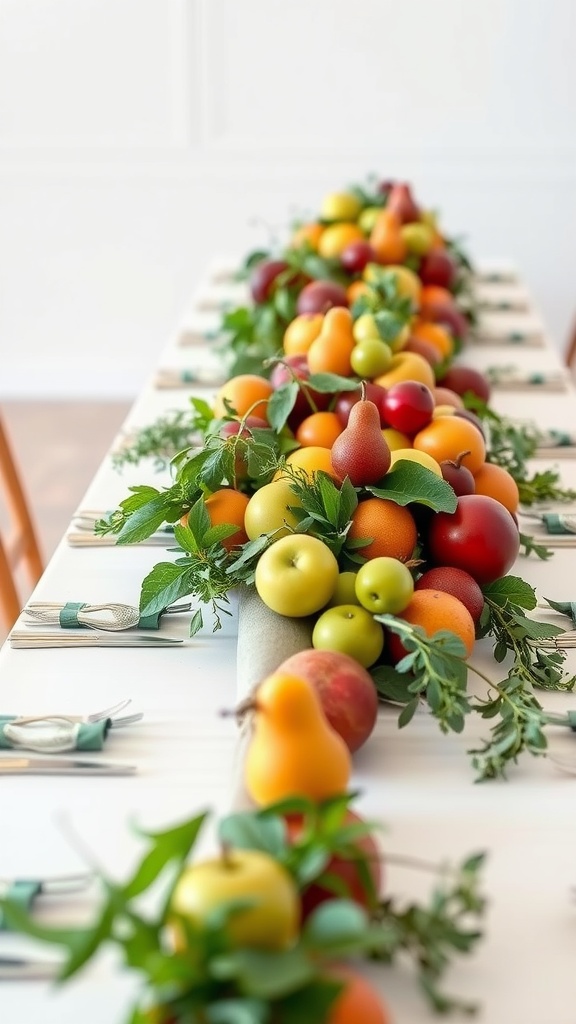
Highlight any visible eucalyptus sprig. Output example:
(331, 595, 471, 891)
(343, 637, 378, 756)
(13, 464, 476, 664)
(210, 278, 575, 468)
(0, 796, 487, 1021)
(372, 576, 576, 781)
(462, 396, 576, 506)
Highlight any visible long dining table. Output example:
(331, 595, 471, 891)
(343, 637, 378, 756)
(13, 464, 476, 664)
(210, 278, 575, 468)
(2, 259, 576, 1024)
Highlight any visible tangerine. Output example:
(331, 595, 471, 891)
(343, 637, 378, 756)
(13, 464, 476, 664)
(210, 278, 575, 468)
(348, 497, 417, 562)
(415, 566, 484, 623)
(318, 222, 365, 259)
(388, 588, 475, 663)
(413, 415, 486, 474)
(290, 222, 324, 251)
(326, 967, 391, 1024)
(472, 461, 520, 514)
(295, 411, 343, 448)
(214, 374, 273, 421)
(411, 321, 454, 359)
(203, 488, 250, 551)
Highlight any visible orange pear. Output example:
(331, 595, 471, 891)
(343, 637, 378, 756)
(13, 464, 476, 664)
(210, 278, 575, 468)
(245, 672, 352, 806)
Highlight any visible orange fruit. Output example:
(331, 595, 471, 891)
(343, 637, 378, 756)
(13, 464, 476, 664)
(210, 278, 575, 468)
(387, 588, 476, 663)
(347, 280, 371, 304)
(283, 313, 323, 356)
(348, 497, 417, 562)
(214, 374, 273, 421)
(326, 967, 391, 1024)
(318, 223, 365, 259)
(419, 285, 455, 309)
(411, 321, 454, 359)
(290, 222, 324, 251)
(295, 411, 343, 448)
(415, 566, 485, 623)
(203, 488, 250, 551)
(472, 461, 520, 514)
(412, 415, 486, 475)
(275, 446, 340, 484)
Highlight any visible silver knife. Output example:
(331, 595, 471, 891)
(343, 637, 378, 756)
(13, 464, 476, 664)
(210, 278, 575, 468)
(0, 757, 136, 775)
(9, 632, 183, 649)
(0, 955, 60, 980)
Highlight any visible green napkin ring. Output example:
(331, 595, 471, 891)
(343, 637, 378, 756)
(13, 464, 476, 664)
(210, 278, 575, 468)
(0, 717, 110, 753)
(55, 601, 174, 630)
(0, 881, 42, 931)
(539, 514, 576, 536)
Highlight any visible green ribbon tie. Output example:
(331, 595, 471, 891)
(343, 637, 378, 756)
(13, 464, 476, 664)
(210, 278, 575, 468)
(0, 880, 42, 931)
(529, 373, 545, 384)
(0, 718, 110, 751)
(59, 602, 88, 628)
(541, 515, 576, 536)
(548, 430, 573, 447)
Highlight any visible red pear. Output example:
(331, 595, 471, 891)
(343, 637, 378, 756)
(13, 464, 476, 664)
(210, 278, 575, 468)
(331, 387, 391, 486)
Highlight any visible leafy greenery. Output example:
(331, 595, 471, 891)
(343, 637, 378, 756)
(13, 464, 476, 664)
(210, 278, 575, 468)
(372, 576, 576, 781)
(463, 396, 576, 506)
(111, 399, 214, 472)
(0, 796, 487, 1021)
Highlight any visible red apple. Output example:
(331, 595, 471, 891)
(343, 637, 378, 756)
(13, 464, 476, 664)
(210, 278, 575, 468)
(335, 382, 387, 428)
(340, 240, 376, 275)
(286, 809, 382, 917)
(438, 365, 491, 404)
(250, 259, 290, 304)
(277, 647, 378, 753)
(381, 381, 435, 435)
(419, 249, 456, 289)
(296, 280, 349, 315)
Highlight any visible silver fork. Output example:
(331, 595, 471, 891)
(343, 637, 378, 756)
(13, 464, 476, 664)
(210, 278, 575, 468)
(7, 699, 143, 729)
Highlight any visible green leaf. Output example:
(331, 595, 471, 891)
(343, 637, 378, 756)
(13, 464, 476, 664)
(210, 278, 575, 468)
(213, 948, 316, 999)
(338, 476, 359, 523)
(266, 382, 299, 432)
(139, 562, 195, 617)
(303, 899, 369, 948)
(116, 492, 177, 544)
(482, 575, 537, 610)
(398, 698, 420, 728)
(374, 309, 405, 342)
(188, 493, 212, 542)
(218, 812, 288, 858)
(371, 664, 411, 703)
(189, 608, 203, 637)
(306, 373, 360, 393)
(125, 812, 208, 900)
(509, 614, 564, 641)
(207, 999, 268, 1024)
(368, 461, 458, 511)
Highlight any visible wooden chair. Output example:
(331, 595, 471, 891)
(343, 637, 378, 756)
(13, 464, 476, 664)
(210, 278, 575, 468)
(565, 321, 576, 376)
(0, 413, 44, 629)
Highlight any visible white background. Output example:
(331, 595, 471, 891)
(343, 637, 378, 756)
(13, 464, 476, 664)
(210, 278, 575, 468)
(1, 0, 576, 398)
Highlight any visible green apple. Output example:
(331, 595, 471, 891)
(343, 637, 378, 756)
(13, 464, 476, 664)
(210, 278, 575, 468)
(358, 206, 381, 234)
(255, 534, 339, 616)
(244, 479, 303, 541)
(312, 604, 384, 667)
(355, 556, 414, 615)
(400, 222, 434, 255)
(328, 571, 360, 607)
(169, 848, 299, 951)
(350, 338, 393, 378)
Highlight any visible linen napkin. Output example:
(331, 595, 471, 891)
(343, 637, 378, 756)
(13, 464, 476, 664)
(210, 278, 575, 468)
(24, 600, 181, 631)
(533, 430, 576, 458)
(230, 586, 315, 810)
(0, 717, 109, 753)
(474, 284, 530, 313)
(520, 513, 576, 546)
(473, 312, 545, 346)
(485, 366, 569, 392)
(154, 366, 226, 389)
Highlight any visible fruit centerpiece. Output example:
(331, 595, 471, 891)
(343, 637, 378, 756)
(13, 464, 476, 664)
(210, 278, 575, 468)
(96, 173, 576, 784)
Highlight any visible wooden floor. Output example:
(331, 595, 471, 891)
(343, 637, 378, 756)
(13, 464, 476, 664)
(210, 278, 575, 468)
(1, 401, 131, 638)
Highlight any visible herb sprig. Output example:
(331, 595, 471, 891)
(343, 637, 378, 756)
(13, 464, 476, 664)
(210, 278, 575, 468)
(372, 575, 576, 781)
(0, 796, 487, 1020)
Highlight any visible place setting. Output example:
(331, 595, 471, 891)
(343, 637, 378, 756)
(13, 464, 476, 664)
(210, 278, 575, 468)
(8, 598, 193, 648)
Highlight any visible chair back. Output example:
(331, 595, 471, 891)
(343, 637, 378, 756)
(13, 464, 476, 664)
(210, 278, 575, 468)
(0, 413, 44, 629)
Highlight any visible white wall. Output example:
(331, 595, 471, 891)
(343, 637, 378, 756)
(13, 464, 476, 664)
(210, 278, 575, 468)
(1, 0, 576, 398)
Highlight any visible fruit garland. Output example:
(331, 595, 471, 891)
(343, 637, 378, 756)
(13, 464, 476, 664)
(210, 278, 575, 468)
(97, 176, 576, 781)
